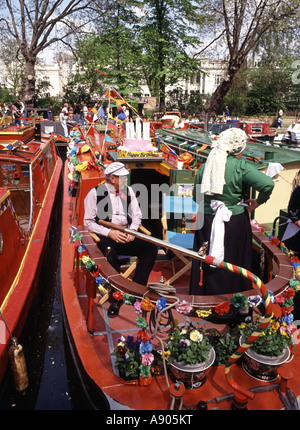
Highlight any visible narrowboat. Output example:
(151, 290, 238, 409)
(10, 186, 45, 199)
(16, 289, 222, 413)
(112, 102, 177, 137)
(61, 94, 300, 410)
(283, 122, 300, 145)
(188, 120, 277, 144)
(241, 121, 278, 143)
(0, 116, 62, 389)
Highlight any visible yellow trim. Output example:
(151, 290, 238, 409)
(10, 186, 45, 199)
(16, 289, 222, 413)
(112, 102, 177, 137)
(0, 155, 60, 313)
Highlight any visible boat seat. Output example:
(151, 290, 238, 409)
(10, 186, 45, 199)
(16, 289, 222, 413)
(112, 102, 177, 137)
(161, 195, 198, 285)
(88, 232, 137, 279)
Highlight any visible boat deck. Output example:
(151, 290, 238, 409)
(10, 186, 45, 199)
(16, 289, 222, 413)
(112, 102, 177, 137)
(61, 122, 300, 410)
(74, 258, 300, 410)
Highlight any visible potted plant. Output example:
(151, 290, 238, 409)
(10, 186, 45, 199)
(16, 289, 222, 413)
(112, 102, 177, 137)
(112, 335, 141, 380)
(165, 323, 215, 389)
(208, 328, 240, 365)
(238, 316, 294, 381)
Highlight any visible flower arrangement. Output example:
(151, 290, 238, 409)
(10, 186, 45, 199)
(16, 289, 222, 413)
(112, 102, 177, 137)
(112, 316, 156, 385)
(165, 323, 212, 366)
(238, 279, 299, 357)
(113, 334, 141, 379)
(238, 317, 294, 357)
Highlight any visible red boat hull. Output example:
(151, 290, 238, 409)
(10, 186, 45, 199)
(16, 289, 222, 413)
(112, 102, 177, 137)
(0, 135, 62, 384)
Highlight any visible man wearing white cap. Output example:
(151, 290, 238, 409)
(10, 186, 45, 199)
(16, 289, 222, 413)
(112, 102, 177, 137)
(84, 162, 158, 317)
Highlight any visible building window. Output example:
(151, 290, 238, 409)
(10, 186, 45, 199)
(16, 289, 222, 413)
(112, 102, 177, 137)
(215, 74, 222, 85)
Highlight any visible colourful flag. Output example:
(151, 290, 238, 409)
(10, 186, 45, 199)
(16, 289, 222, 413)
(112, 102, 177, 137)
(105, 134, 115, 143)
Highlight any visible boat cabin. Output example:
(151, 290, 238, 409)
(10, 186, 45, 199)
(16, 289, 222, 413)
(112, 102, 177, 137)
(0, 139, 58, 234)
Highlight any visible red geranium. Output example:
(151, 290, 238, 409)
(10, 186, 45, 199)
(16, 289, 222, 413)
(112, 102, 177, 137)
(137, 330, 149, 342)
(271, 236, 280, 246)
(281, 305, 294, 315)
(284, 288, 295, 299)
(214, 302, 230, 315)
(113, 291, 124, 301)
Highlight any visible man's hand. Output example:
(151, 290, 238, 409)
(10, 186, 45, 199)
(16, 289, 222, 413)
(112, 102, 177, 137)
(108, 229, 135, 243)
(108, 229, 128, 243)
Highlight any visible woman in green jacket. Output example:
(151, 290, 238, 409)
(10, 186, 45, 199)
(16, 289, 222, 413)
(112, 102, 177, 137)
(190, 128, 274, 295)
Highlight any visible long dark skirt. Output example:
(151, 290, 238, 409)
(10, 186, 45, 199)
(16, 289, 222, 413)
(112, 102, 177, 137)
(189, 210, 253, 295)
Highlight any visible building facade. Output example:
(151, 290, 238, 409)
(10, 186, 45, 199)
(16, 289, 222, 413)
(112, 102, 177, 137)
(1, 54, 227, 104)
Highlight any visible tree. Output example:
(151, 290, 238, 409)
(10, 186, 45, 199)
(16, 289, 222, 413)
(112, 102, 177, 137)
(0, 37, 25, 97)
(139, 0, 205, 111)
(63, 0, 145, 103)
(0, 0, 95, 106)
(199, 0, 300, 121)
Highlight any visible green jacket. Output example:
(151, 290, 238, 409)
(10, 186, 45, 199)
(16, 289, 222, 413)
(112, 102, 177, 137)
(193, 155, 274, 215)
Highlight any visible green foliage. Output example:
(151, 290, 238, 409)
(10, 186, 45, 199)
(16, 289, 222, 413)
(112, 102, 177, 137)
(239, 319, 294, 357)
(0, 86, 19, 105)
(167, 87, 205, 114)
(139, 0, 204, 109)
(208, 328, 239, 365)
(166, 324, 212, 365)
(224, 56, 300, 117)
(112, 335, 141, 378)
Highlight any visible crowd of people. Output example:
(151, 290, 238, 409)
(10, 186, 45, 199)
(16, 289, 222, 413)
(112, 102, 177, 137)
(59, 101, 107, 124)
(0, 101, 25, 125)
(59, 101, 131, 127)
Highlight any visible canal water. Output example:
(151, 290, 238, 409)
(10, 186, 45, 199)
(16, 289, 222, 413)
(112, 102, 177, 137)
(0, 146, 89, 410)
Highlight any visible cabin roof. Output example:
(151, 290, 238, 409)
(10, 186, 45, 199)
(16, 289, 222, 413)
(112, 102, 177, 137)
(156, 128, 300, 169)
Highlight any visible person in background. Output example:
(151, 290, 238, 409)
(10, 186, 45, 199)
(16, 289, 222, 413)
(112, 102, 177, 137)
(3, 103, 9, 116)
(59, 105, 68, 137)
(224, 106, 230, 121)
(49, 105, 54, 121)
(68, 104, 74, 121)
(277, 108, 283, 128)
(81, 101, 88, 119)
(73, 102, 80, 115)
(189, 128, 274, 296)
(122, 105, 130, 120)
(84, 162, 158, 317)
(11, 104, 21, 126)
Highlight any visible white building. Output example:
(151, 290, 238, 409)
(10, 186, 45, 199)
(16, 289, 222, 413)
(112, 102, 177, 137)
(140, 56, 227, 104)
(184, 57, 227, 95)
(36, 60, 71, 98)
(1, 54, 227, 102)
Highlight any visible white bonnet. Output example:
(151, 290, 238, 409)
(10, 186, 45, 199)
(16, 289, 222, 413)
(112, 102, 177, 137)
(214, 127, 248, 155)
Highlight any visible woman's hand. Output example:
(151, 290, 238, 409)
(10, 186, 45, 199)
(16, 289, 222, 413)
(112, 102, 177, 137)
(244, 198, 259, 213)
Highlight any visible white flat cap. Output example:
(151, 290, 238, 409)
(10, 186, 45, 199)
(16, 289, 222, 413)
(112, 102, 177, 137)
(104, 162, 129, 176)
